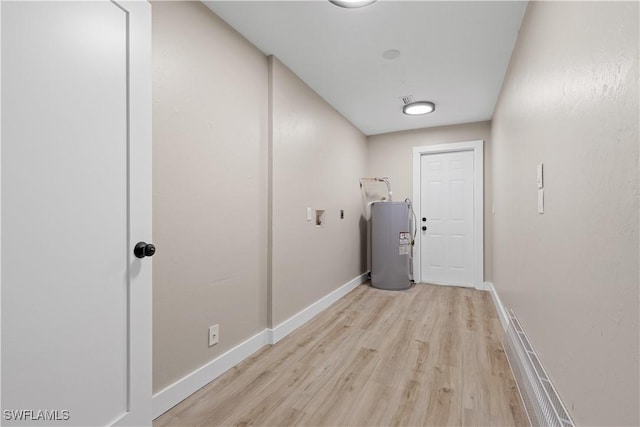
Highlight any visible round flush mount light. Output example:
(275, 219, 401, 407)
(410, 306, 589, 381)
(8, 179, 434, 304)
(403, 101, 436, 116)
(329, 0, 377, 9)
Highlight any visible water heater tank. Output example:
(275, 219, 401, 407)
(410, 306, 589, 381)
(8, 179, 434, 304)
(370, 201, 411, 290)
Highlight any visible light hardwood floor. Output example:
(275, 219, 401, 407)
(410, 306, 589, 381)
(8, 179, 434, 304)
(154, 283, 528, 427)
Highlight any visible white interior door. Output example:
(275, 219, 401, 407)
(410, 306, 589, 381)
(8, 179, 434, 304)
(419, 150, 475, 287)
(1, 1, 151, 425)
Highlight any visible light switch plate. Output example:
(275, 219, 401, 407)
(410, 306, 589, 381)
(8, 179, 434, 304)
(537, 163, 544, 189)
(306, 207, 312, 221)
(538, 188, 544, 214)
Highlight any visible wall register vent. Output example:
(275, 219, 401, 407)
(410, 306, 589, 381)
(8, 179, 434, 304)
(503, 310, 575, 427)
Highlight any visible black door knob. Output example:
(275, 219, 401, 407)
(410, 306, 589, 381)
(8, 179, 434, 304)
(422, 217, 427, 222)
(134, 242, 156, 259)
(421, 226, 427, 231)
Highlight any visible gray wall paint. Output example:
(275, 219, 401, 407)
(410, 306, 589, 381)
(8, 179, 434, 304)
(491, 2, 639, 425)
(367, 122, 493, 280)
(152, 1, 269, 393)
(270, 57, 368, 327)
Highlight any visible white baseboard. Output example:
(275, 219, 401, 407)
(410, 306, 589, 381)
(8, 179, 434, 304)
(416, 281, 486, 291)
(476, 281, 490, 291)
(485, 281, 510, 331)
(152, 271, 370, 419)
(267, 271, 370, 344)
(152, 330, 268, 419)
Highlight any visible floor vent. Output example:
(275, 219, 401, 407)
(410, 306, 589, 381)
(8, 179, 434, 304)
(503, 310, 575, 427)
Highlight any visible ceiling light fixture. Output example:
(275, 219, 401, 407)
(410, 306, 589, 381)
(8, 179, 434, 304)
(329, 0, 377, 9)
(403, 101, 436, 116)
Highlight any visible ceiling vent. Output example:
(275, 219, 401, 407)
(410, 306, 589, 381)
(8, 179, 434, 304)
(400, 96, 414, 105)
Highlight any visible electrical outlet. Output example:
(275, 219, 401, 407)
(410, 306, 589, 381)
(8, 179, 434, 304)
(208, 324, 219, 347)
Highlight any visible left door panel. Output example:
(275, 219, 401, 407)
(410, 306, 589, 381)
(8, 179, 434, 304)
(1, 1, 151, 425)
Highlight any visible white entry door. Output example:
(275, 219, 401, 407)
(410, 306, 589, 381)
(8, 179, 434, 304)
(1, 2, 151, 426)
(419, 150, 475, 287)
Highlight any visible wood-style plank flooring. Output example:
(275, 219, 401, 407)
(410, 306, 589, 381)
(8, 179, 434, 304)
(154, 283, 528, 427)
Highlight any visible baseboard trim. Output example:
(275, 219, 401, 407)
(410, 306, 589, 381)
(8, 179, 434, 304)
(486, 281, 510, 331)
(476, 281, 490, 291)
(152, 271, 370, 419)
(267, 271, 370, 344)
(152, 330, 268, 419)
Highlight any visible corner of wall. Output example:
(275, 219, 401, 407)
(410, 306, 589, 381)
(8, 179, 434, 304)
(267, 55, 275, 329)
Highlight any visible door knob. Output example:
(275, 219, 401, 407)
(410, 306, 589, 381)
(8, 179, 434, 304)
(422, 217, 427, 222)
(422, 226, 427, 231)
(134, 242, 156, 259)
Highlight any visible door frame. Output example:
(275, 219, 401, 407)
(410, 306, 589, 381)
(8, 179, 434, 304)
(0, 1, 152, 425)
(412, 140, 484, 289)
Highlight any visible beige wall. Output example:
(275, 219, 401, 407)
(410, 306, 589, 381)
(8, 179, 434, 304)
(152, 2, 369, 392)
(270, 57, 368, 327)
(152, 4, 639, 422)
(152, 1, 268, 393)
(367, 122, 493, 280)
(491, 2, 639, 425)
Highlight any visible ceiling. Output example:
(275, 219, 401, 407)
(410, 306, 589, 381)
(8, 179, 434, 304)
(203, 1, 528, 136)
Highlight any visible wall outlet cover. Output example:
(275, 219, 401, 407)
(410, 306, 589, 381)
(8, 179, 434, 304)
(538, 188, 544, 214)
(208, 324, 219, 347)
(537, 163, 544, 189)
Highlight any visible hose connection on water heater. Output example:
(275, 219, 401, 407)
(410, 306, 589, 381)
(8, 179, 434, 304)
(405, 198, 418, 247)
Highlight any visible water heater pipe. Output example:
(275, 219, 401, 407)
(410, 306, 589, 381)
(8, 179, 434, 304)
(359, 177, 393, 201)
